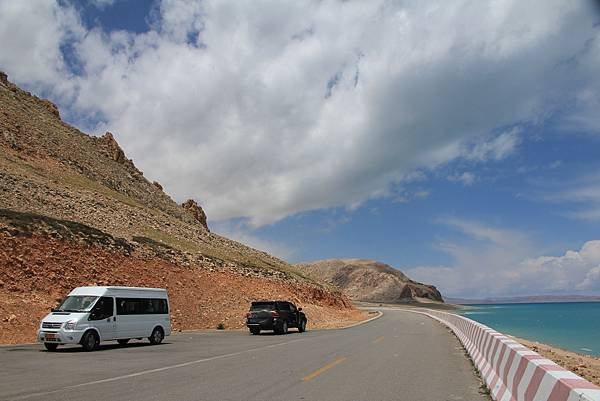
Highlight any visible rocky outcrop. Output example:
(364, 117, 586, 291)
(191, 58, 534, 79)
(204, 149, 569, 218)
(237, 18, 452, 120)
(295, 259, 444, 303)
(181, 199, 209, 231)
(99, 132, 128, 164)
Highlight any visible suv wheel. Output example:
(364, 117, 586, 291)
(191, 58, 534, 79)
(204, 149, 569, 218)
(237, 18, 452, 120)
(44, 343, 58, 351)
(280, 320, 288, 335)
(298, 319, 306, 333)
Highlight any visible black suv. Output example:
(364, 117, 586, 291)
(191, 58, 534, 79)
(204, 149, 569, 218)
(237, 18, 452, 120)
(246, 301, 307, 335)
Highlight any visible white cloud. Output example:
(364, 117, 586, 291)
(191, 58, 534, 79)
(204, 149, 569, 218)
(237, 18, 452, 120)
(540, 174, 600, 222)
(211, 221, 294, 260)
(464, 128, 523, 162)
(88, 0, 117, 9)
(406, 219, 600, 298)
(448, 172, 476, 186)
(393, 188, 430, 203)
(1, 0, 599, 226)
(0, 1, 82, 97)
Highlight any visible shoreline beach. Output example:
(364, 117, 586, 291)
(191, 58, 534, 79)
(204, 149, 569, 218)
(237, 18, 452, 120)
(512, 336, 600, 386)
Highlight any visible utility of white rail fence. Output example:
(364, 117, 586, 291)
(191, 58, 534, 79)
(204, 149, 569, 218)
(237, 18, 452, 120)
(413, 309, 600, 401)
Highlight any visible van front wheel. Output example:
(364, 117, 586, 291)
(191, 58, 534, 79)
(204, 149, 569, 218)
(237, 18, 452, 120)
(149, 327, 164, 345)
(81, 331, 99, 352)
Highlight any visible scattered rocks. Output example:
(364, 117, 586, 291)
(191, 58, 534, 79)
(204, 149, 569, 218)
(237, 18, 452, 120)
(4, 314, 17, 324)
(39, 99, 60, 119)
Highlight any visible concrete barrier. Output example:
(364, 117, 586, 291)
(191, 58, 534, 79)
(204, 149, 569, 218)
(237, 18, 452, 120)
(413, 309, 600, 401)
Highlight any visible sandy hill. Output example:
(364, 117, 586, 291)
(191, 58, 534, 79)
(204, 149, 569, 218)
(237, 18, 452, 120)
(0, 72, 364, 343)
(294, 259, 443, 304)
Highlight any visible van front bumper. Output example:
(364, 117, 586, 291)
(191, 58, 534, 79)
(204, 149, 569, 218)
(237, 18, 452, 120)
(37, 329, 85, 345)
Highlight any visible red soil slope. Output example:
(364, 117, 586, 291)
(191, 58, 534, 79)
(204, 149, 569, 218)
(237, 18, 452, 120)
(0, 231, 365, 344)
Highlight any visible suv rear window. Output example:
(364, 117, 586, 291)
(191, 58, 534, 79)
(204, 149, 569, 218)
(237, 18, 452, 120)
(250, 302, 275, 311)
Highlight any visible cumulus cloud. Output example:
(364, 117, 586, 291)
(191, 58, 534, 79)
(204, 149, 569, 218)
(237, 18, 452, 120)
(1, 0, 599, 226)
(0, 1, 82, 97)
(406, 219, 600, 298)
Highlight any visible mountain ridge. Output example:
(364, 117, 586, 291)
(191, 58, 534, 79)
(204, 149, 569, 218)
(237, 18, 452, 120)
(294, 258, 443, 304)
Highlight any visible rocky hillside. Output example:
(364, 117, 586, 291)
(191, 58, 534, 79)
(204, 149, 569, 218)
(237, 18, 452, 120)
(0, 72, 365, 343)
(294, 259, 443, 304)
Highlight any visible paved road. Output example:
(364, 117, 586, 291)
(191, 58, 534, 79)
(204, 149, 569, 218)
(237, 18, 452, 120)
(0, 308, 488, 401)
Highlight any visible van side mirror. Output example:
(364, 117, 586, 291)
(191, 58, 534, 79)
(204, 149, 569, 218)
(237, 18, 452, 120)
(298, 307, 303, 312)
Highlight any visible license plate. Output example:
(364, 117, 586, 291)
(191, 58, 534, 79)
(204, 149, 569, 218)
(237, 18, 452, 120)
(45, 333, 57, 340)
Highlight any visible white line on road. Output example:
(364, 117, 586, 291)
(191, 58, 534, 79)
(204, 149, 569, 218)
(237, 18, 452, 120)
(11, 338, 306, 401)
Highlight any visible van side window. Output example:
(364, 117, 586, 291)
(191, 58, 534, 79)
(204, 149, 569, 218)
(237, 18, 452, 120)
(90, 297, 113, 320)
(279, 302, 291, 311)
(289, 303, 297, 312)
(117, 298, 168, 315)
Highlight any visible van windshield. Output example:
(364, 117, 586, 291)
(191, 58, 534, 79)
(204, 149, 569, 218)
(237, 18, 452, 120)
(55, 296, 99, 312)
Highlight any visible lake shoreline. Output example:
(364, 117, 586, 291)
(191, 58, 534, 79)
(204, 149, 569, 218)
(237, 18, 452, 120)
(512, 335, 600, 386)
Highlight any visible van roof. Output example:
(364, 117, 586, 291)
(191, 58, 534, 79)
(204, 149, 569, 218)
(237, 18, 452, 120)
(68, 286, 168, 296)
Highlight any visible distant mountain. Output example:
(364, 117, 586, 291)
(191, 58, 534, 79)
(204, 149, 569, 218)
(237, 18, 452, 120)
(446, 295, 600, 305)
(294, 259, 444, 303)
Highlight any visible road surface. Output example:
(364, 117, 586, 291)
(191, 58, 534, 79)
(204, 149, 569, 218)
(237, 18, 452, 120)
(0, 308, 488, 401)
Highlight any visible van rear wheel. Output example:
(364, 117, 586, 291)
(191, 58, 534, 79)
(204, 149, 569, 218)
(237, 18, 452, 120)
(81, 331, 99, 352)
(149, 327, 164, 345)
(117, 339, 130, 345)
(44, 343, 58, 351)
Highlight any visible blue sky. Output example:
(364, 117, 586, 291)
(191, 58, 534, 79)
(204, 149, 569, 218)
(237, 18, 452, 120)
(1, 0, 600, 298)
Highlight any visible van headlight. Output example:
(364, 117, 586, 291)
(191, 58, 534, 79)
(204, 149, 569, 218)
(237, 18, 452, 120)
(64, 320, 77, 330)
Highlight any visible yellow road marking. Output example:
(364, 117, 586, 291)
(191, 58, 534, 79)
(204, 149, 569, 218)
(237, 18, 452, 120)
(302, 357, 347, 382)
(373, 336, 385, 344)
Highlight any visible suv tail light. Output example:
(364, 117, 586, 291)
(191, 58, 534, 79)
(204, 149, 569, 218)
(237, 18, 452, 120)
(271, 311, 279, 317)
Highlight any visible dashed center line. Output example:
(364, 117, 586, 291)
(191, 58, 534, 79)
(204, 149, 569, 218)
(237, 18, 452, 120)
(373, 336, 385, 344)
(302, 357, 347, 382)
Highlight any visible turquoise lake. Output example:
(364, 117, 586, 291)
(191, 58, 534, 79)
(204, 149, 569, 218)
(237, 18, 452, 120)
(458, 302, 600, 356)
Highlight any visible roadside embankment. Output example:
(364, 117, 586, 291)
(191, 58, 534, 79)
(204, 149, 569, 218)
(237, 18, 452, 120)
(0, 230, 367, 344)
(414, 309, 600, 401)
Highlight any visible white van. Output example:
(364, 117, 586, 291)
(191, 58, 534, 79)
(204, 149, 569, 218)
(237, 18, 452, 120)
(37, 286, 171, 351)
